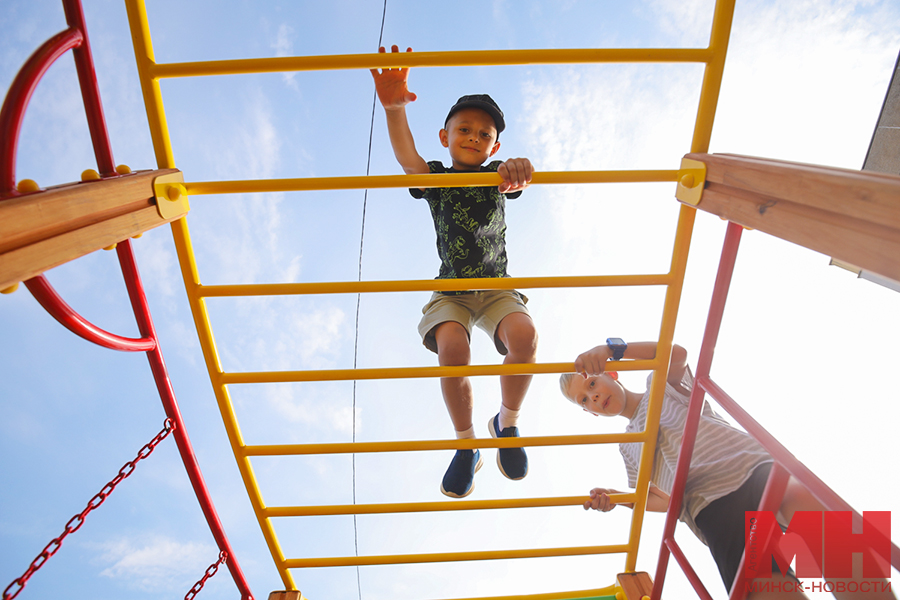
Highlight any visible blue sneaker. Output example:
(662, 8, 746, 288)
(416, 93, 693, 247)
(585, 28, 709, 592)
(488, 414, 528, 480)
(440, 449, 483, 498)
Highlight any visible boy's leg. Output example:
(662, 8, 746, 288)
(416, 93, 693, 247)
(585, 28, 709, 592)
(433, 320, 474, 432)
(488, 306, 537, 480)
(495, 311, 538, 418)
(433, 320, 483, 498)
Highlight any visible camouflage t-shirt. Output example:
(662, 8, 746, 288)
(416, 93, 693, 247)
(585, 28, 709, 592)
(409, 160, 522, 281)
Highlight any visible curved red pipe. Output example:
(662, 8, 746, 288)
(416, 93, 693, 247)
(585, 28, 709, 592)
(115, 240, 254, 600)
(0, 27, 84, 197)
(24, 275, 156, 352)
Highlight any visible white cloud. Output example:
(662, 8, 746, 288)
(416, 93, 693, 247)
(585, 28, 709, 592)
(645, 0, 715, 46)
(271, 23, 299, 91)
(712, 0, 900, 166)
(265, 383, 358, 435)
(238, 303, 346, 370)
(196, 91, 304, 287)
(520, 62, 697, 275)
(243, 97, 282, 180)
(93, 535, 217, 592)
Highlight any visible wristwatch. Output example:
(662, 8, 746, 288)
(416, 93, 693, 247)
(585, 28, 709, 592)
(606, 337, 627, 361)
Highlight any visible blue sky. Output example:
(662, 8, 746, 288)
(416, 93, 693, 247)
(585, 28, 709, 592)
(1, 1, 899, 600)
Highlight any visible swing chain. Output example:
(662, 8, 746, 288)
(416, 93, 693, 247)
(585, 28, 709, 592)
(184, 550, 228, 600)
(3, 418, 176, 600)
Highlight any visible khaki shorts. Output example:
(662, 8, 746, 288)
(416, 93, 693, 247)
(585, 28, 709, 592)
(418, 290, 530, 355)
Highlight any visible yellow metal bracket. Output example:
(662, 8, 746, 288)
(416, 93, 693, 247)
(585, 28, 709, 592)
(675, 157, 706, 206)
(153, 171, 190, 220)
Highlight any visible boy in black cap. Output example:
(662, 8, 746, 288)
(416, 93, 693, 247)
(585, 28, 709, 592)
(371, 45, 537, 498)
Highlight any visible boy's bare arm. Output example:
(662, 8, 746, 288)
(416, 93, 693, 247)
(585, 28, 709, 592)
(370, 45, 429, 175)
(574, 341, 688, 388)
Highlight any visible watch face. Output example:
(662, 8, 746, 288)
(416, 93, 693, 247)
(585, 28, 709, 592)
(606, 337, 626, 360)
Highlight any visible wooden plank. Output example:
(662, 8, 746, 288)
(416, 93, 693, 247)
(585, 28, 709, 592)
(680, 153, 900, 281)
(0, 168, 179, 254)
(617, 571, 654, 600)
(689, 153, 900, 230)
(0, 201, 182, 292)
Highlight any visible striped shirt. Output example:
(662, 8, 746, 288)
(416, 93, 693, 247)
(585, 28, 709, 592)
(620, 368, 771, 544)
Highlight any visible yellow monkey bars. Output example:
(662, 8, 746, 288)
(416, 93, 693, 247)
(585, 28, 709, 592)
(125, 0, 735, 597)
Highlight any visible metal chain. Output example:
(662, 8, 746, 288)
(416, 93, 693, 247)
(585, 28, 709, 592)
(3, 418, 175, 600)
(184, 551, 228, 600)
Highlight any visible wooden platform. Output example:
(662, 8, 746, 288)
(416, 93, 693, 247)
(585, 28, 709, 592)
(0, 168, 186, 291)
(677, 153, 900, 282)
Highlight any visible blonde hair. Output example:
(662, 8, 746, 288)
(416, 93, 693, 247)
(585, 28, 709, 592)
(559, 373, 576, 402)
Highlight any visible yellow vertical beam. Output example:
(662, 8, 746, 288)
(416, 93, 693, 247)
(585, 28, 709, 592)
(624, 0, 735, 572)
(123, 0, 174, 170)
(123, 0, 296, 590)
(691, 0, 736, 154)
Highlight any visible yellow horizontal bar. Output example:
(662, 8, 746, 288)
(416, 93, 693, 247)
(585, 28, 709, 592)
(283, 544, 631, 568)
(150, 48, 714, 79)
(199, 273, 672, 298)
(265, 493, 637, 517)
(430, 585, 619, 600)
(221, 358, 660, 385)
(184, 170, 679, 196)
(245, 431, 650, 457)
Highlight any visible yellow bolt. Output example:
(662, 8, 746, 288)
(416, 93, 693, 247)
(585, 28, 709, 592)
(615, 592, 624, 600)
(115, 164, 132, 175)
(1, 283, 20, 294)
(81, 168, 100, 181)
(680, 173, 695, 188)
(165, 183, 186, 202)
(132, 232, 143, 239)
(104, 243, 117, 251)
(16, 179, 40, 193)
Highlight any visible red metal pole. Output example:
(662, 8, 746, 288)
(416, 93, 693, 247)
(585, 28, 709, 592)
(115, 239, 255, 600)
(700, 376, 900, 573)
(727, 462, 790, 600)
(0, 27, 83, 197)
(62, 0, 116, 177)
(651, 221, 744, 600)
(665, 538, 716, 600)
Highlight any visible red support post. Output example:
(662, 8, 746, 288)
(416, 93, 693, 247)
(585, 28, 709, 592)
(651, 221, 744, 600)
(699, 376, 900, 574)
(62, 0, 116, 177)
(115, 239, 255, 600)
(665, 538, 716, 600)
(728, 462, 790, 600)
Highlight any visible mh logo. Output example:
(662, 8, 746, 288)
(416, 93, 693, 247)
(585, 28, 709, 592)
(745, 511, 891, 579)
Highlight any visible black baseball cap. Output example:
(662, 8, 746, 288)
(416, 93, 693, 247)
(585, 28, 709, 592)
(444, 94, 505, 133)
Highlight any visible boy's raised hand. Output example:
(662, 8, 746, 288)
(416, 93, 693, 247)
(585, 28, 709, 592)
(574, 345, 613, 377)
(498, 157, 533, 193)
(370, 45, 417, 110)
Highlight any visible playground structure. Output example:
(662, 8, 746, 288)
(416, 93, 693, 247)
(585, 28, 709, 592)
(2, 1, 899, 600)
